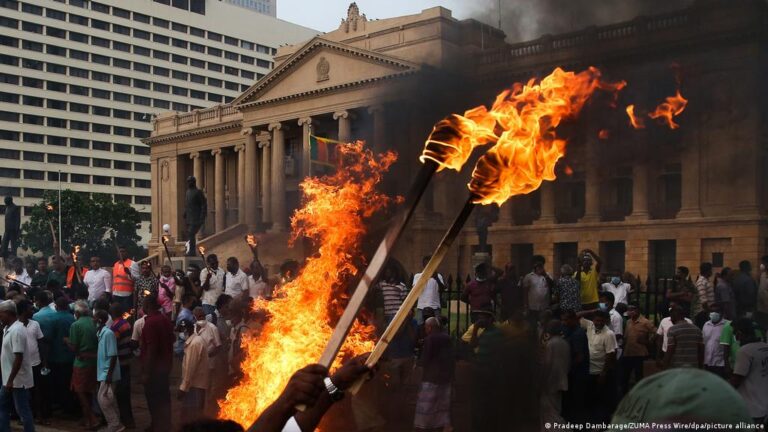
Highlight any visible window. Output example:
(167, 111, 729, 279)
(92, 88, 110, 99)
(133, 63, 151, 73)
(224, 36, 238, 46)
(0, 0, 18, 10)
(92, 54, 110, 65)
(114, 178, 130, 187)
(0, 130, 19, 140)
(114, 59, 131, 70)
(92, 123, 110, 134)
(225, 51, 238, 61)
(22, 114, 42, 125)
(113, 109, 130, 119)
(93, 106, 110, 117)
(256, 59, 271, 68)
(114, 144, 132, 154)
(172, 54, 187, 65)
(172, 38, 188, 49)
(135, 163, 150, 172)
(22, 59, 42, 70)
(241, 55, 254, 65)
(71, 174, 89, 184)
(191, 89, 205, 99)
(256, 44, 270, 54)
(69, 49, 89, 60)
(114, 160, 131, 170)
(24, 188, 44, 198)
(114, 126, 131, 137)
(133, 12, 150, 23)
(91, 1, 109, 13)
(70, 85, 88, 96)
(134, 96, 151, 106)
(22, 77, 43, 88)
(0, 35, 17, 48)
(114, 194, 130, 203)
(69, 67, 89, 78)
(92, 71, 110, 82)
(46, 99, 67, 110)
(92, 141, 110, 151)
(112, 24, 130, 35)
(190, 27, 204, 37)
(93, 158, 110, 168)
(241, 70, 255, 80)
(207, 46, 222, 57)
(71, 156, 89, 166)
(0, 92, 18, 103)
(0, 111, 19, 122)
(70, 138, 89, 149)
(48, 172, 67, 181)
(91, 19, 110, 30)
(153, 17, 169, 28)
(134, 79, 150, 90)
(23, 133, 43, 143)
(93, 176, 110, 185)
(113, 92, 130, 102)
(0, 149, 19, 159)
(153, 99, 170, 109)
(190, 42, 204, 53)
(68, 13, 88, 25)
(70, 0, 87, 8)
(134, 129, 151, 138)
(47, 154, 67, 164)
(70, 120, 89, 131)
(208, 62, 222, 72)
(114, 41, 131, 52)
(113, 7, 130, 18)
(153, 50, 169, 61)
(225, 81, 239, 91)
(153, 66, 169, 77)
(24, 171, 44, 180)
(0, 17, 18, 29)
(46, 63, 67, 74)
(208, 77, 222, 87)
(190, 58, 205, 68)
(225, 66, 238, 76)
(134, 46, 150, 56)
(0, 73, 17, 85)
(47, 81, 67, 92)
(135, 179, 151, 188)
(172, 71, 188, 81)
(153, 83, 170, 93)
(190, 0, 204, 14)
(70, 102, 88, 113)
(21, 3, 41, 14)
(172, 22, 188, 33)
(0, 168, 20, 178)
(133, 29, 150, 40)
(208, 93, 223, 103)
(48, 135, 66, 146)
(190, 74, 205, 84)
(172, 86, 188, 96)
(46, 9, 67, 20)
(46, 27, 67, 39)
(22, 96, 43, 107)
(22, 40, 43, 52)
(69, 31, 89, 43)
(22, 21, 42, 33)
(135, 196, 151, 204)
(134, 146, 150, 156)
(208, 31, 222, 42)
(153, 34, 169, 44)
(91, 37, 110, 48)
(241, 41, 253, 50)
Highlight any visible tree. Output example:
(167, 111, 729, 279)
(21, 190, 146, 263)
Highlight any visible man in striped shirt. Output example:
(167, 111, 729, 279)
(376, 266, 406, 324)
(664, 303, 704, 369)
(109, 302, 135, 428)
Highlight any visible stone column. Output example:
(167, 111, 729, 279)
(150, 157, 161, 244)
(334, 110, 351, 143)
(368, 105, 385, 153)
(235, 143, 246, 224)
(242, 128, 259, 228)
(581, 138, 600, 222)
(678, 142, 702, 218)
(212, 148, 225, 233)
(298, 117, 313, 178)
(269, 122, 286, 231)
(190, 152, 203, 185)
(534, 182, 555, 224)
(260, 136, 271, 225)
(627, 162, 649, 220)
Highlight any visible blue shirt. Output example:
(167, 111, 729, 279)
(33, 307, 75, 364)
(176, 307, 193, 326)
(96, 326, 120, 382)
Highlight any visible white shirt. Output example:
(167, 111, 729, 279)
(608, 309, 623, 337)
(199, 267, 225, 306)
(601, 282, 631, 306)
(84, 268, 112, 302)
(524, 272, 550, 312)
(195, 321, 221, 369)
(733, 341, 768, 418)
(702, 319, 727, 367)
(23, 320, 43, 367)
(10, 270, 31, 287)
(580, 318, 618, 375)
(224, 269, 249, 298)
(414, 272, 444, 310)
(248, 276, 268, 299)
(1, 321, 33, 388)
(656, 317, 692, 352)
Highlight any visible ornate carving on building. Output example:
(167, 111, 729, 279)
(316, 56, 330, 82)
(339, 2, 367, 33)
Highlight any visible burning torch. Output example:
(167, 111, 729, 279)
(45, 204, 57, 247)
(161, 235, 174, 268)
(71, 245, 83, 285)
(198, 246, 212, 272)
(4, 274, 31, 290)
(244, 234, 259, 261)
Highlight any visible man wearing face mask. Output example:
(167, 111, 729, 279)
(601, 276, 630, 307)
(461, 263, 496, 323)
(756, 256, 768, 332)
(702, 302, 728, 378)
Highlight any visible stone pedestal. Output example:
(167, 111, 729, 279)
(170, 256, 205, 272)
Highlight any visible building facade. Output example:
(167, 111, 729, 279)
(222, 0, 275, 17)
(146, 1, 768, 281)
(0, 0, 316, 242)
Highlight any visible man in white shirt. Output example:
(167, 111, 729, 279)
(248, 261, 269, 300)
(599, 292, 624, 359)
(601, 276, 631, 306)
(223, 257, 249, 299)
(7, 258, 31, 291)
(0, 300, 35, 432)
(702, 303, 728, 377)
(580, 311, 618, 423)
(730, 318, 768, 424)
(200, 254, 225, 322)
(84, 256, 112, 303)
(192, 306, 221, 370)
(523, 257, 553, 323)
(413, 256, 444, 322)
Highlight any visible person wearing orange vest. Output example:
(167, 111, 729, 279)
(112, 247, 135, 315)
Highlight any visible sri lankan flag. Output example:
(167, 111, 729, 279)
(309, 134, 339, 176)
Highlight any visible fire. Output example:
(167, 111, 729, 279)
(5, 274, 16, 281)
(598, 129, 610, 140)
(245, 234, 258, 248)
(46, 205, 53, 212)
(197, 245, 205, 255)
(626, 105, 645, 129)
(564, 165, 574, 176)
(72, 245, 81, 263)
(161, 235, 169, 243)
(218, 141, 397, 426)
(649, 90, 687, 129)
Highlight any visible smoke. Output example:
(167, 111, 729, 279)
(466, 0, 695, 42)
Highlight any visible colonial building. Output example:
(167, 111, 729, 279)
(145, 1, 768, 281)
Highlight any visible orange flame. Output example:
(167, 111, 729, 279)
(648, 90, 687, 129)
(245, 234, 258, 248)
(161, 235, 169, 243)
(598, 129, 610, 140)
(5, 274, 16, 281)
(197, 245, 205, 255)
(564, 165, 574, 176)
(71, 245, 81, 263)
(626, 105, 645, 129)
(218, 141, 397, 426)
(46, 205, 54, 212)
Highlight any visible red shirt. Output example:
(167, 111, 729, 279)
(462, 280, 496, 311)
(140, 312, 174, 374)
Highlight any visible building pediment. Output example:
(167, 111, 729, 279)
(234, 37, 419, 108)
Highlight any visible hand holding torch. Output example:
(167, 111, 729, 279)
(71, 245, 83, 284)
(244, 234, 259, 261)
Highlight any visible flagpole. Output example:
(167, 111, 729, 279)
(58, 169, 62, 256)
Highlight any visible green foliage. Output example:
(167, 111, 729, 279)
(21, 190, 146, 263)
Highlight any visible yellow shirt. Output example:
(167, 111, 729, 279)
(580, 269, 600, 305)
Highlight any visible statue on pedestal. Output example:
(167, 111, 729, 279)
(183, 176, 207, 256)
(1, 196, 20, 258)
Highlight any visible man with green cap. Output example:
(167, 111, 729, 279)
(609, 368, 753, 431)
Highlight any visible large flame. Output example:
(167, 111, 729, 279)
(648, 90, 687, 129)
(245, 234, 258, 248)
(625, 105, 645, 129)
(218, 141, 397, 426)
(421, 67, 625, 205)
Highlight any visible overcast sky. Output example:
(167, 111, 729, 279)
(276, 0, 485, 33)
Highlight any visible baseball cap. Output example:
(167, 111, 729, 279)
(609, 368, 752, 431)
